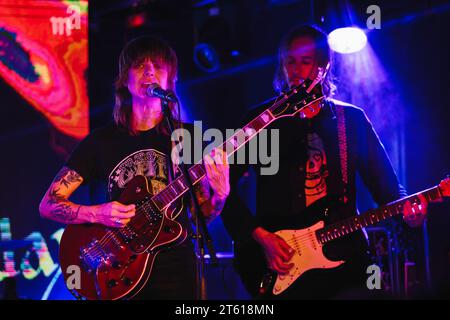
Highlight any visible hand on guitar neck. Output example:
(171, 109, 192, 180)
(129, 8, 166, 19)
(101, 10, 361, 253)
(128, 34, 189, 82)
(402, 177, 449, 228)
(252, 227, 295, 275)
(402, 193, 428, 228)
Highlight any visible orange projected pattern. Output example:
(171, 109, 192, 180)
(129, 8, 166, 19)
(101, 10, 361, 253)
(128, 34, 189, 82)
(0, 0, 88, 139)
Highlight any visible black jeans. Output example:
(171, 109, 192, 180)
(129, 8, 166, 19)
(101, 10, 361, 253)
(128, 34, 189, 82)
(133, 242, 197, 300)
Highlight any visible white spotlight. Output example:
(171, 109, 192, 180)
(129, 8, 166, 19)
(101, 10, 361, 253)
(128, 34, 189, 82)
(328, 27, 367, 54)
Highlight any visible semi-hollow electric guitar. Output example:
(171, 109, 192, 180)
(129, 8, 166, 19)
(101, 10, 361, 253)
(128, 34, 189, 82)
(237, 178, 449, 297)
(59, 67, 329, 299)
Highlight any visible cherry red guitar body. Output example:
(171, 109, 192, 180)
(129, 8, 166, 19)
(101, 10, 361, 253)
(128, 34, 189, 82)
(59, 175, 187, 300)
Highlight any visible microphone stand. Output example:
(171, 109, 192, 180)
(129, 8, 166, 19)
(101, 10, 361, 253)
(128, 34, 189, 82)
(160, 97, 218, 300)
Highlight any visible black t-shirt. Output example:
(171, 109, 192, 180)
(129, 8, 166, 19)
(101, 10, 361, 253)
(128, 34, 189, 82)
(66, 122, 198, 299)
(67, 122, 173, 201)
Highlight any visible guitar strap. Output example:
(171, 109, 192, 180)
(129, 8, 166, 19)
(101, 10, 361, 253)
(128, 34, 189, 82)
(333, 102, 349, 204)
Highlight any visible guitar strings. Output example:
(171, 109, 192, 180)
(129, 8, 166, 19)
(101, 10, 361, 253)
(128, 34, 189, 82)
(284, 229, 344, 247)
(285, 234, 316, 252)
(90, 84, 316, 259)
(90, 85, 316, 260)
(87, 204, 151, 259)
(88, 200, 164, 260)
(283, 226, 354, 251)
(282, 217, 379, 247)
(93, 186, 187, 259)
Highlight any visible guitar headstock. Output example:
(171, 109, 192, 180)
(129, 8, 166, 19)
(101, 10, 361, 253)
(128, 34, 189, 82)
(269, 64, 328, 120)
(439, 177, 450, 197)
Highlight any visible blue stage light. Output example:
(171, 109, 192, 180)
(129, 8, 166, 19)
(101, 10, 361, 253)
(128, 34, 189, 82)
(193, 43, 220, 73)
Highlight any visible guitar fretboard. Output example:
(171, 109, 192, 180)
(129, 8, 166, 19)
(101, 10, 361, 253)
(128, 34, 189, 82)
(150, 109, 277, 211)
(316, 186, 442, 244)
(149, 79, 323, 212)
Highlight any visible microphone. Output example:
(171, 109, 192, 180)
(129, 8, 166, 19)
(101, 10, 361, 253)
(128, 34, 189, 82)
(146, 83, 178, 102)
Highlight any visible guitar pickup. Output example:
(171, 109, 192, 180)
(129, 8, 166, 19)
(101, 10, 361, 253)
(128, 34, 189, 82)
(79, 239, 110, 273)
(117, 225, 138, 243)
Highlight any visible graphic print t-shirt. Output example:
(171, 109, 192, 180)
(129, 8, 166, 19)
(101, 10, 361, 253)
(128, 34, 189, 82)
(304, 132, 329, 207)
(108, 149, 169, 201)
(66, 122, 174, 204)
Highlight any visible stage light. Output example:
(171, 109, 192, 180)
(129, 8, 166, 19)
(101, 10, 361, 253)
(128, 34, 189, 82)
(328, 27, 367, 54)
(231, 50, 240, 57)
(193, 10, 241, 73)
(193, 43, 220, 73)
(127, 12, 147, 28)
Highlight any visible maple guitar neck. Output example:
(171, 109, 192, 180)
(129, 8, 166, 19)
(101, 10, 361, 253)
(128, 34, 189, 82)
(316, 185, 443, 244)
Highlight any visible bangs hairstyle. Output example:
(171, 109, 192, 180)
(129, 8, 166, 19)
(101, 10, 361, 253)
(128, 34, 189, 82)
(114, 36, 179, 135)
(273, 24, 336, 97)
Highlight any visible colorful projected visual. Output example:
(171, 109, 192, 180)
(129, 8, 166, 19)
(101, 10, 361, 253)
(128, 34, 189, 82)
(0, 217, 67, 299)
(0, 0, 88, 300)
(0, 0, 89, 139)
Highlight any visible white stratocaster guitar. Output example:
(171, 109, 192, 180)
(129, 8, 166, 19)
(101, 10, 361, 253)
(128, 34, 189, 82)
(268, 178, 449, 295)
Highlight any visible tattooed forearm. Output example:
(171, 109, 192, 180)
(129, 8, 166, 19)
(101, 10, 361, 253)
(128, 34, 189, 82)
(53, 167, 82, 188)
(47, 188, 65, 205)
(40, 166, 85, 224)
(46, 188, 81, 223)
(51, 203, 81, 222)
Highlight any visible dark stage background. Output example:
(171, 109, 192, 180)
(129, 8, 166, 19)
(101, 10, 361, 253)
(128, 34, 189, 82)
(0, 0, 449, 299)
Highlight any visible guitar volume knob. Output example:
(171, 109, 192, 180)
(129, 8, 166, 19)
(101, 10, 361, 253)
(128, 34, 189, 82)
(123, 278, 133, 286)
(107, 279, 118, 288)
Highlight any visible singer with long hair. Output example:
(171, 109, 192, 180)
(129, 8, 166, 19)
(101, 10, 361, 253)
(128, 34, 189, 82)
(39, 36, 230, 299)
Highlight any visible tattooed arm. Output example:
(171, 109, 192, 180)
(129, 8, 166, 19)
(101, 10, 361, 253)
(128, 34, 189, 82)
(39, 166, 135, 227)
